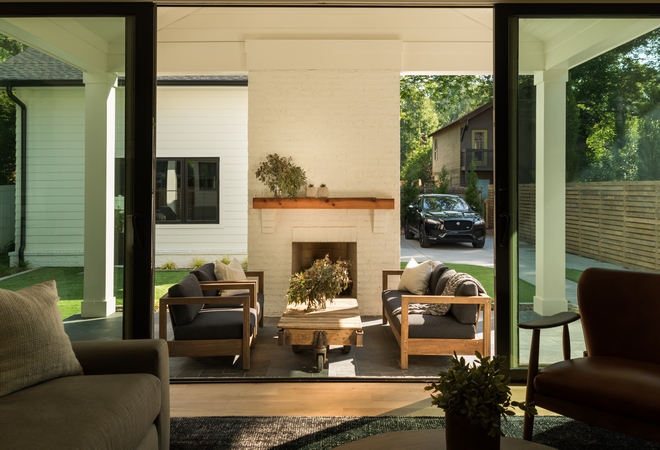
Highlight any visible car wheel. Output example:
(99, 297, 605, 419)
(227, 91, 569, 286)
(404, 224, 414, 240)
(419, 225, 431, 248)
(472, 241, 485, 249)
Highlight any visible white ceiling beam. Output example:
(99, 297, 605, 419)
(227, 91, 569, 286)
(0, 18, 115, 72)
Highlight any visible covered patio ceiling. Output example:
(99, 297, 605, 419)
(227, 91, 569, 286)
(0, 9, 658, 77)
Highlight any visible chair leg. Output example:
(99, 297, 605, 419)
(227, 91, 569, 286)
(400, 346, 408, 369)
(523, 413, 534, 441)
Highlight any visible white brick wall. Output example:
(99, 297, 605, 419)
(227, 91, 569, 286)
(248, 69, 400, 316)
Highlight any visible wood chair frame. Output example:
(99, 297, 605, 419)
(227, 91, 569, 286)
(159, 280, 257, 370)
(382, 269, 492, 369)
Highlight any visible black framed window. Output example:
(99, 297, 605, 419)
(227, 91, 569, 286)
(156, 158, 219, 224)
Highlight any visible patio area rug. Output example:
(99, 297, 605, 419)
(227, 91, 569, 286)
(169, 415, 660, 450)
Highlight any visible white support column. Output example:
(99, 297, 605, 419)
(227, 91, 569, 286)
(81, 72, 117, 318)
(533, 69, 569, 316)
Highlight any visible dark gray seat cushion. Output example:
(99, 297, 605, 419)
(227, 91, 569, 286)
(382, 290, 476, 339)
(173, 308, 257, 340)
(190, 263, 218, 297)
(0, 373, 161, 450)
(203, 292, 264, 319)
(167, 274, 204, 325)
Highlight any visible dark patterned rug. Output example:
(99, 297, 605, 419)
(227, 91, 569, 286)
(170, 415, 660, 450)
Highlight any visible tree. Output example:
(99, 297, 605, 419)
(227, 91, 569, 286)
(433, 165, 450, 194)
(0, 35, 26, 185)
(465, 161, 481, 214)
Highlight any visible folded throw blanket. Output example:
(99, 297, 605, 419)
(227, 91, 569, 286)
(392, 272, 486, 316)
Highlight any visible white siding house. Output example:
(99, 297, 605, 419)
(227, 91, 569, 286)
(1, 49, 248, 269)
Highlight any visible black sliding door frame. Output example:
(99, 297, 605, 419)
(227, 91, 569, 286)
(0, 2, 157, 339)
(493, 3, 660, 382)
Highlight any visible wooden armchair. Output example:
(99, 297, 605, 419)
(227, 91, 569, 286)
(382, 268, 491, 369)
(159, 274, 258, 370)
(191, 263, 265, 327)
(519, 267, 660, 443)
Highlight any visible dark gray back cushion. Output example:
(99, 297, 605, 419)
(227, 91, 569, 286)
(433, 269, 457, 295)
(167, 274, 204, 325)
(190, 263, 217, 297)
(427, 262, 448, 294)
(450, 281, 481, 324)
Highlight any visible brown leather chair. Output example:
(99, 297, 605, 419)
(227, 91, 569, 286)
(519, 267, 660, 443)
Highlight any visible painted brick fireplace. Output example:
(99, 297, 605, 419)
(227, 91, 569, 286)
(246, 43, 402, 316)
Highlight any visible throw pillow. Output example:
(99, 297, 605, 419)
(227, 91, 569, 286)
(397, 258, 434, 295)
(428, 262, 448, 294)
(434, 268, 457, 296)
(0, 280, 83, 398)
(214, 258, 250, 297)
(451, 281, 481, 324)
(190, 262, 217, 297)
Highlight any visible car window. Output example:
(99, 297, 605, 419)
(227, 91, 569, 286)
(424, 196, 470, 212)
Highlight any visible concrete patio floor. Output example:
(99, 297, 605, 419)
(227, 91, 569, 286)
(63, 235, 626, 379)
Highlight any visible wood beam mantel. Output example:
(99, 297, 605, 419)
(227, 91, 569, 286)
(252, 197, 394, 210)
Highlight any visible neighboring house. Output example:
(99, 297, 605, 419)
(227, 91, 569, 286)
(0, 48, 248, 268)
(429, 102, 494, 191)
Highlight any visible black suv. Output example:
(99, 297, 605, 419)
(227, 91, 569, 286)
(404, 194, 486, 248)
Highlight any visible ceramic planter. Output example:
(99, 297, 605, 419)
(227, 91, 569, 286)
(317, 186, 329, 198)
(445, 413, 500, 450)
(306, 186, 317, 198)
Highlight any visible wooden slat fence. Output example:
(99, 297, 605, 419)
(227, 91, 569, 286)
(513, 181, 660, 272)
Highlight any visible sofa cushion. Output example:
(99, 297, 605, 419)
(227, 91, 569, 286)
(167, 274, 204, 326)
(428, 262, 449, 295)
(433, 268, 457, 296)
(450, 281, 481, 324)
(398, 258, 434, 295)
(382, 290, 476, 339)
(0, 280, 83, 398)
(173, 308, 257, 340)
(190, 263, 217, 296)
(215, 258, 250, 296)
(0, 373, 161, 450)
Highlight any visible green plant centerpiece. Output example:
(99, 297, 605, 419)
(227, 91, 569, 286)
(286, 255, 351, 310)
(425, 352, 537, 449)
(255, 153, 307, 198)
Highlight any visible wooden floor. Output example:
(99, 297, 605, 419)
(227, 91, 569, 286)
(170, 383, 555, 417)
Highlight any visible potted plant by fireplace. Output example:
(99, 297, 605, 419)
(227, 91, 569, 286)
(425, 352, 537, 450)
(286, 254, 351, 310)
(255, 153, 307, 198)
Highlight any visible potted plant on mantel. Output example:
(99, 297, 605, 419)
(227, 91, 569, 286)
(286, 255, 351, 310)
(425, 352, 537, 450)
(255, 153, 307, 198)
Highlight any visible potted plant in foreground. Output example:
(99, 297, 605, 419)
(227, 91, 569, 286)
(286, 255, 351, 310)
(425, 352, 537, 450)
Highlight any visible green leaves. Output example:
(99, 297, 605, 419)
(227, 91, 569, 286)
(286, 255, 351, 310)
(425, 352, 537, 437)
(255, 153, 307, 198)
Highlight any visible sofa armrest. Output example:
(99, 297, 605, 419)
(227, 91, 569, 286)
(245, 270, 265, 294)
(382, 269, 404, 290)
(71, 339, 170, 450)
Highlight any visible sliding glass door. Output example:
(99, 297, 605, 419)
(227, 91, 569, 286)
(494, 4, 660, 380)
(0, 3, 156, 340)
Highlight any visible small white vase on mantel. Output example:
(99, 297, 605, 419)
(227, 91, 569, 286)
(317, 184, 329, 198)
(306, 185, 317, 198)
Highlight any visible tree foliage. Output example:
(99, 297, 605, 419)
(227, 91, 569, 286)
(567, 28, 660, 182)
(465, 161, 482, 214)
(0, 35, 25, 186)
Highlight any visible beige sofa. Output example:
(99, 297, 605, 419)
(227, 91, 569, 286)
(0, 339, 170, 450)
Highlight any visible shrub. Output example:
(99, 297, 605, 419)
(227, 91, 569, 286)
(286, 255, 351, 310)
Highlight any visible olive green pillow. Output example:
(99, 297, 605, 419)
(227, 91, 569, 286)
(0, 280, 83, 398)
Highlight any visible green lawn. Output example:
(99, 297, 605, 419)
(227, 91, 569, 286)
(0, 267, 189, 320)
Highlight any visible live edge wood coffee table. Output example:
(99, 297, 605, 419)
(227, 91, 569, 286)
(277, 298, 363, 372)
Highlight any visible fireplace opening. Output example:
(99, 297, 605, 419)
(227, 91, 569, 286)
(292, 242, 358, 298)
